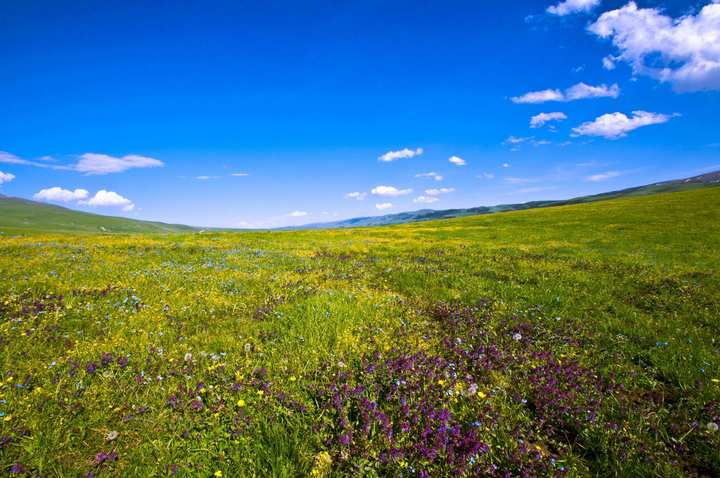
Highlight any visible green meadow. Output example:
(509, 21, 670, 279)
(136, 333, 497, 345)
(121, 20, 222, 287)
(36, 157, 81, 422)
(1, 187, 719, 477)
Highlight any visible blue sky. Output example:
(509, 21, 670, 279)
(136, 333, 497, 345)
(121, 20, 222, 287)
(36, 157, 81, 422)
(1, 0, 718, 227)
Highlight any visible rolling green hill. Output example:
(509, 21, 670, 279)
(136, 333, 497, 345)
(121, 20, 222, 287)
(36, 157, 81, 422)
(1, 170, 718, 233)
(0, 196, 194, 234)
(294, 170, 720, 229)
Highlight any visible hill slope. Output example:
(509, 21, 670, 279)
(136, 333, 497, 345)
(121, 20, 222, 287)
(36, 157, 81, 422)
(0, 196, 194, 233)
(294, 170, 720, 229)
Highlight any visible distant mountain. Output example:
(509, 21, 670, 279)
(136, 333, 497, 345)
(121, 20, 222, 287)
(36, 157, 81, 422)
(290, 171, 720, 229)
(0, 196, 195, 234)
(1, 171, 718, 233)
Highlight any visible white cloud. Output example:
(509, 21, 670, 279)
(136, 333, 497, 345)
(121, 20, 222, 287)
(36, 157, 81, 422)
(602, 55, 616, 70)
(195, 175, 219, 180)
(378, 147, 423, 162)
(425, 187, 455, 196)
(0, 171, 15, 184)
(511, 82, 619, 103)
(502, 163, 511, 168)
(74, 153, 164, 175)
(288, 211, 308, 217)
(80, 190, 135, 211)
(371, 185, 413, 197)
(477, 172, 495, 179)
(345, 191, 367, 200)
(0, 151, 66, 169)
(375, 202, 393, 210)
(33, 187, 89, 203)
(572, 110, 677, 139)
(589, 1, 720, 91)
(505, 136, 530, 145)
(586, 170, 622, 181)
(547, 0, 601, 16)
(448, 155, 467, 166)
(415, 172, 443, 181)
(413, 196, 439, 204)
(530, 112, 568, 128)
(231, 172, 249, 177)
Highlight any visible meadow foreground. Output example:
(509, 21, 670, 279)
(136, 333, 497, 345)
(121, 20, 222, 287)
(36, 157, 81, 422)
(1, 188, 719, 477)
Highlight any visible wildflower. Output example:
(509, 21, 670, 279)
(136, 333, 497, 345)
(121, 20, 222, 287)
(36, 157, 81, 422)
(94, 452, 109, 464)
(237, 399, 246, 407)
(106, 430, 119, 441)
(708, 422, 719, 432)
(214, 471, 223, 477)
(10, 462, 26, 474)
(184, 352, 193, 362)
(477, 391, 487, 399)
(289, 375, 297, 382)
(244, 343, 252, 353)
(117, 356, 129, 368)
(512, 333, 522, 341)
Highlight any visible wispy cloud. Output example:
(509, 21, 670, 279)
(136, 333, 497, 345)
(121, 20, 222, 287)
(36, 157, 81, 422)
(231, 172, 249, 177)
(572, 111, 677, 139)
(547, 0, 600, 16)
(378, 147, 423, 162)
(530, 112, 567, 128)
(75, 153, 163, 175)
(288, 211, 308, 217)
(585, 170, 623, 182)
(448, 155, 467, 166)
(413, 196, 438, 204)
(415, 172, 443, 181)
(511, 82, 619, 104)
(425, 187, 455, 196)
(345, 191, 367, 200)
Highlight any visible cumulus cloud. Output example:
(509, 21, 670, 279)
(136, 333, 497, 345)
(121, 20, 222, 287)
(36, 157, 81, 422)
(0, 171, 15, 184)
(74, 153, 164, 175)
(376, 202, 393, 210)
(530, 112, 568, 128)
(378, 147, 423, 162)
(80, 190, 135, 211)
(449, 155, 467, 166)
(425, 187, 455, 196)
(589, 1, 720, 91)
(413, 196, 439, 204)
(511, 82, 619, 103)
(33, 187, 89, 202)
(572, 111, 677, 139)
(586, 170, 622, 181)
(602, 55, 616, 70)
(288, 211, 308, 217)
(547, 0, 601, 16)
(415, 172, 443, 181)
(371, 185, 413, 197)
(345, 191, 367, 200)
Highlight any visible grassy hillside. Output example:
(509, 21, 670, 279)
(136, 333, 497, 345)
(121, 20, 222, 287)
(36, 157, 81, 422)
(296, 171, 720, 229)
(0, 196, 194, 234)
(0, 188, 718, 477)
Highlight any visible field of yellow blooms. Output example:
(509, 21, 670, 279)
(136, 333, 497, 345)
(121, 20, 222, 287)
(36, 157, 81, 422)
(1, 188, 719, 477)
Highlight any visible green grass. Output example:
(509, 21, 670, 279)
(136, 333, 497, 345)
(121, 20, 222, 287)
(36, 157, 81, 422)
(0, 197, 193, 234)
(0, 187, 719, 477)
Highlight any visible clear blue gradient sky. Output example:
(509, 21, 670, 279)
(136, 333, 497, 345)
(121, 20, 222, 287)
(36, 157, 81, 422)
(1, 0, 718, 227)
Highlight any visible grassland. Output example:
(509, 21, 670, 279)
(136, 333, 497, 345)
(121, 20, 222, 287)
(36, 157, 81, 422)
(0, 187, 719, 477)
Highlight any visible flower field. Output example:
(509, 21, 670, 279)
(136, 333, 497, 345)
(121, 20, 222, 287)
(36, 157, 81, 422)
(1, 187, 719, 477)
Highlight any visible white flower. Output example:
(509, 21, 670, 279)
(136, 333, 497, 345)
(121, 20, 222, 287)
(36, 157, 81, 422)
(708, 422, 719, 432)
(184, 352, 193, 362)
(244, 343, 252, 353)
(105, 430, 119, 441)
(512, 333, 523, 341)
